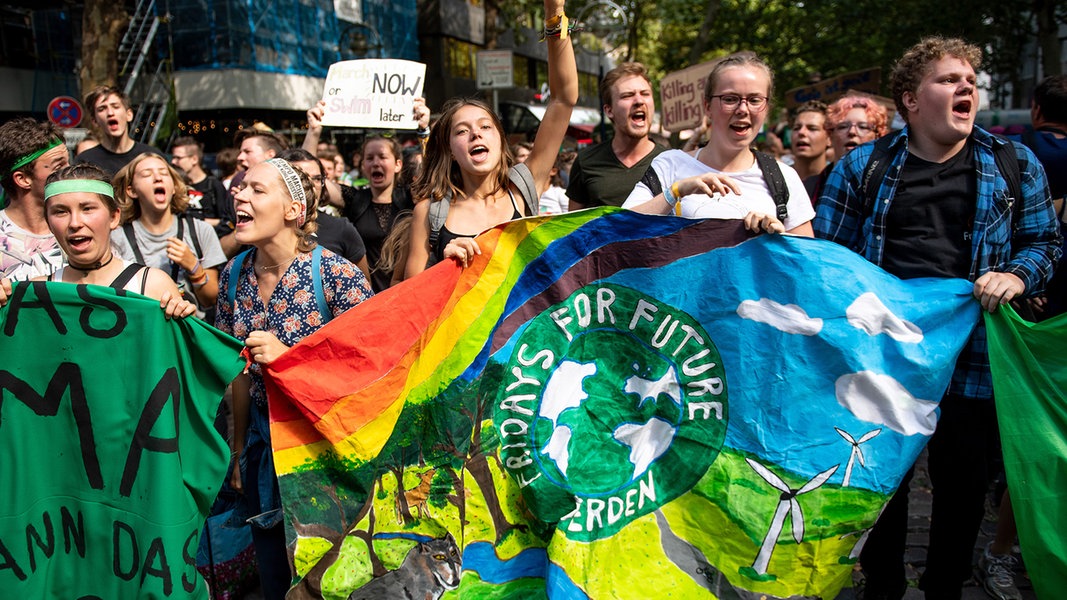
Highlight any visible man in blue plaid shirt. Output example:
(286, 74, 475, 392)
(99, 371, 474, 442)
(815, 37, 1061, 600)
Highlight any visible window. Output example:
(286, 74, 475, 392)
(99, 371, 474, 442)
(445, 37, 477, 80)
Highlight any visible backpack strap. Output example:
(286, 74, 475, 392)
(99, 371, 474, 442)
(992, 139, 1022, 205)
(639, 164, 663, 198)
(992, 138, 1023, 236)
(427, 194, 450, 253)
(184, 214, 204, 258)
(227, 249, 253, 310)
(122, 222, 146, 264)
(507, 163, 540, 216)
(753, 151, 789, 221)
(860, 134, 899, 216)
(311, 245, 332, 324)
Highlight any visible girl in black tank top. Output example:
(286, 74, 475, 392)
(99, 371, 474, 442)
(403, 0, 580, 279)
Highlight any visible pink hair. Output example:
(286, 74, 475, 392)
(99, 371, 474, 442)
(825, 94, 889, 137)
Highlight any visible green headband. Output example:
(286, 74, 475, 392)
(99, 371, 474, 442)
(44, 179, 115, 201)
(9, 138, 64, 174)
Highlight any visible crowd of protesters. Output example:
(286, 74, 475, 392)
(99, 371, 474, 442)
(0, 14, 1064, 599)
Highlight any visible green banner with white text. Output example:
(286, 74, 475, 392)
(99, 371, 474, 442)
(0, 281, 245, 599)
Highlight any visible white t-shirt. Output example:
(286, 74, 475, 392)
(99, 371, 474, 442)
(110, 216, 227, 279)
(622, 148, 815, 231)
(539, 185, 570, 215)
(0, 209, 65, 281)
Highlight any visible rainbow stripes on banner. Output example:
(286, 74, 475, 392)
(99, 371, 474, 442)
(265, 208, 981, 599)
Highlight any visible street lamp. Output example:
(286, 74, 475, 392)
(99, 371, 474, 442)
(575, 0, 628, 143)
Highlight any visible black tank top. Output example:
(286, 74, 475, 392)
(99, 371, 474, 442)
(433, 189, 523, 261)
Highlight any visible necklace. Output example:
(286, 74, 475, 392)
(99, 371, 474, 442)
(256, 254, 298, 273)
(68, 252, 115, 273)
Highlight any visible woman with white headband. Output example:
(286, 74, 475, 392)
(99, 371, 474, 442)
(216, 157, 372, 599)
(0, 163, 195, 318)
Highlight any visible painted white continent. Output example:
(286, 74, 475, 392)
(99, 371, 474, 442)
(541, 425, 573, 475)
(613, 417, 676, 481)
(625, 366, 682, 408)
(539, 359, 597, 425)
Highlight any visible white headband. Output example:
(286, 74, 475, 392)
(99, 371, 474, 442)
(266, 158, 308, 227)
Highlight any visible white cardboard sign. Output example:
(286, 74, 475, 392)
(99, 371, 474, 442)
(320, 59, 427, 129)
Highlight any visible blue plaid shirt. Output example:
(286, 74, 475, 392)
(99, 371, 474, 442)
(815, 125, 1062, 400)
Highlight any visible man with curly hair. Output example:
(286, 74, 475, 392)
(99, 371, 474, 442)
(815, 37, 1061, 600)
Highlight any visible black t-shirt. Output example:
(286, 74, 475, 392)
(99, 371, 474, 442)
(314, 211, 367, 266)
(187, 175, 235, 238)
(882, 140, 976, 280)
(566, 141, 666, 208)
(73, 141, 161, 177)
(341, 184, 414, 292)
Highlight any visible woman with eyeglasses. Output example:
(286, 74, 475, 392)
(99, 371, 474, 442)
(806, 94, 891, 203)
(623, 52, 814, 236)
(827, 94, 890, 161)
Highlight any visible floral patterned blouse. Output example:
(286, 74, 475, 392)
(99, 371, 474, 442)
(215, 246, 372, 522)
(217, 246, 372, 407)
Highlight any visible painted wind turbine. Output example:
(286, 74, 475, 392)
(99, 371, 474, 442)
(745, 458, 839, 576)
(835, 427, 881, 487)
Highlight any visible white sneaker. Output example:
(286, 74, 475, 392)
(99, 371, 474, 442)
(978, 544, 1022, 600)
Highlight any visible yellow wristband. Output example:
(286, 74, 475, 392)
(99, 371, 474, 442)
(559, 14, 569, 39)
(545, 13, 564, 28)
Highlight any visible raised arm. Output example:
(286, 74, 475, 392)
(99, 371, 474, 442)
(404, 199, 433, 279)
(303, 100, 326, 153)
(524, 0, 578, 200)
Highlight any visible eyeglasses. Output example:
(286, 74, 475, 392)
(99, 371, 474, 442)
(710, 94, 769, 111)
(833, 122, 874, 133)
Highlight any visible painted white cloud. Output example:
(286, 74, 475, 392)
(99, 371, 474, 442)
(737, 298, 823, 336)
(846, 292, 924, 344)
(835, 371, 938, 436)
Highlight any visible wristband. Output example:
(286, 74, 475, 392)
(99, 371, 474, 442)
(663, 182, 678, 209)
(192, 272, 210, 288)
(416, 126, 431, 138)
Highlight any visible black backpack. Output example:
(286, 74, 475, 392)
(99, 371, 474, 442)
(638, 150, 790, 221)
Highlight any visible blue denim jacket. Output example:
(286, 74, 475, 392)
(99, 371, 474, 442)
(815, 125, 1062, 400)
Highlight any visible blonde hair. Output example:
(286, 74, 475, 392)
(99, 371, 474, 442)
(113, 152, 189, 224)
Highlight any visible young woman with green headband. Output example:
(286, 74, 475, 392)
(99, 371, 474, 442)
(0, 163, 195, 318)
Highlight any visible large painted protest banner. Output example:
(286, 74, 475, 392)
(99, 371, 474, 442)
(987, 308, 1067, 599)
(0, 282, 245, 599)
(266, 209, 981, 599)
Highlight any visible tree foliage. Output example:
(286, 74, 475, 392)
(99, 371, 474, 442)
(550, 0, 1065, 108)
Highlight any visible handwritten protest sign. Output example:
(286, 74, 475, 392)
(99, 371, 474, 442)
(660, 60, 719, 132)
(320, 59, 426, 129)
(0, 282, 245, 599)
